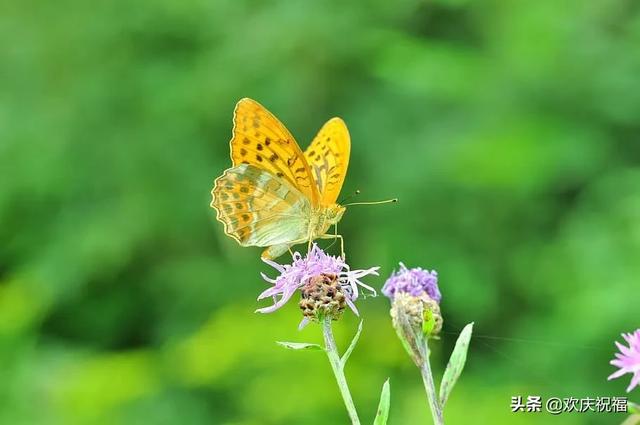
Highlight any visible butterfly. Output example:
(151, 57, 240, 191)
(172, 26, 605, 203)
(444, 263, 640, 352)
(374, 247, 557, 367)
(210, 98, 353, 260)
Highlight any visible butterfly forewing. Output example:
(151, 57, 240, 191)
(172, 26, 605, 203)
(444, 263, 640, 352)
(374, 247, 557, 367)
(304, 117, 351, 206)
(231, 98, 319, 206)
(211, 164, 312, 247)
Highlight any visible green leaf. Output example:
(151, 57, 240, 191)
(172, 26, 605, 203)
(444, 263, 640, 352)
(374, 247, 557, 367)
(422, 306, 437, 336)
(340, 320, 363, 367)
(439, 322, 473, 407)
(275, 341, 323, 351)
(629, 402, 640, 415)
(373, 379, 391, 425)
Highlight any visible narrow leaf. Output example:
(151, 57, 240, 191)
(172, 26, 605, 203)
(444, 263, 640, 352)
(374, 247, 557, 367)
(340, 320, 363, 367)
(439, 322, 473, 407)
(373, 379, 391, 425)
(275, 341, 323, 351)
(629, 402, 640, 415)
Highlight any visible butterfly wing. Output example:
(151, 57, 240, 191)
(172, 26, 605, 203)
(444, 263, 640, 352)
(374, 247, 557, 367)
(304, 118, 351, 206)
(230, 98, 320, 206)
(211, 164, 312, 247)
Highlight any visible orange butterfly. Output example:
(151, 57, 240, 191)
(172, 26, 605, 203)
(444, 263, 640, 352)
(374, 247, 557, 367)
(211, 98, 354, 259)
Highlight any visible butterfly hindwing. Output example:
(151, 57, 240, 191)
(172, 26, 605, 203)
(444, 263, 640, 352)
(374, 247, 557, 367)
(211, 164, 312, 247)
(304, 117, 350, 206)
(231, 98, 319, 206)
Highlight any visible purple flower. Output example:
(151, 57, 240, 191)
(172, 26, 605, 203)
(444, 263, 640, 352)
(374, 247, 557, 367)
(256, 244, 379, 323)
(608, 329, 640, 392)
(382, 262, 441, 303)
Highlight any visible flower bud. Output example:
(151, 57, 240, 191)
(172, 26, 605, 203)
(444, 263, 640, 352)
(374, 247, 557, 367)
(391, 292, 443, 339)
(384, 263, 444, 365)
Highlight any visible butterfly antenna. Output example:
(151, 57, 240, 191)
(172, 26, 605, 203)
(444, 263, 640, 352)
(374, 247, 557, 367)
(339, 189, 361, 204)
(343, 198, 398, 207)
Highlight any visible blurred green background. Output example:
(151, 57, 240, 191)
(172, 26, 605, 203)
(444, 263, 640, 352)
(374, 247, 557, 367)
(2, 0, 639, 423)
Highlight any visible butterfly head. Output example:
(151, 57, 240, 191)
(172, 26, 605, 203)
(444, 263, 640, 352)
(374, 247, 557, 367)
(326, 204, 346, 225)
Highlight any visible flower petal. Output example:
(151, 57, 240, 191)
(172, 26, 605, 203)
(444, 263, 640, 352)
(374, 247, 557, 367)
(345, 297, 359, 316)
(626, 372, 640, 392)
(298, 317, 310, 331)
(616, 341, 632, 356)
(608, 368, 628, 380)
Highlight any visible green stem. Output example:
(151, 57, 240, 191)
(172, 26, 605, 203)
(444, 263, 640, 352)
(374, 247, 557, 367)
(322, 317, 361, 425)
(420, 340, 444, 425)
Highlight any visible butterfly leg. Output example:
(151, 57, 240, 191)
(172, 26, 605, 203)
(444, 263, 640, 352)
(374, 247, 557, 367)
(307, 226, 316, 254)
(335, 224, 343, 260)
(318, 233, 345, 259)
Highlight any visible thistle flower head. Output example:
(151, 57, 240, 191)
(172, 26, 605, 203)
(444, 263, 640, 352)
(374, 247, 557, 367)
(608, 329, 640, 392)
(257, 244, 379, 326)
(383, 263, 443, 359)
(382, 262, 441, 303)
